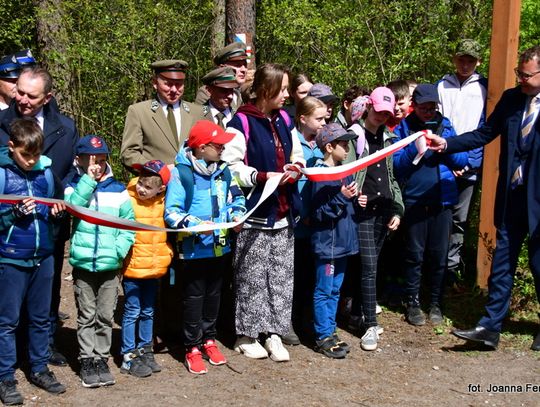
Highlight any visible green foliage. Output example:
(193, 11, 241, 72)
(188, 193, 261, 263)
(256, 0, 492, 96)
(520, 0, 540, 51)
(0, 0, 36, 55)
(42, 0, 214, 176)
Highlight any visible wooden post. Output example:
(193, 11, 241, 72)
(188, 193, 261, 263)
(476, 0, 521, 288)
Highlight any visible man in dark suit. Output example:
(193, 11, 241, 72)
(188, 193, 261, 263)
(428, 45, 540, 351)
(0, 66, 79, 365)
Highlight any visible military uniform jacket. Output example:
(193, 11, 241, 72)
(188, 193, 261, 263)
(121, 98, 207, 168)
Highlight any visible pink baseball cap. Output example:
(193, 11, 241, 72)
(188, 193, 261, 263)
(369, 87, 395, 116)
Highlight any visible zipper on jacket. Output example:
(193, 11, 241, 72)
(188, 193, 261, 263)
(26, 176, 40, 258)
(93, 191, 99, 271)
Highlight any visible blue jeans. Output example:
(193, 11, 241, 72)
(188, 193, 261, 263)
(0, 256, 54, 380)
(313, 257, 347, 340)
(121, 278, 158, 354)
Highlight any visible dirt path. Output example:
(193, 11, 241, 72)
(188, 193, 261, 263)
(12, 261, 540, 407)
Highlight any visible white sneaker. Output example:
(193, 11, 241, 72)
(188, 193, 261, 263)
(375, 303, 382, 314)
(233, 336, 268, 359)
(361, 327, 379, 351)
(376, 325, 384, 335)
(264, 334, 290, 362)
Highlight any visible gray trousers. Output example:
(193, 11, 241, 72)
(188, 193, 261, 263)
(73, 268, 119, 359)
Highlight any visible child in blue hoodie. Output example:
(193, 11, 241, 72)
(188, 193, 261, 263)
(309, 123, 362, 359)
(0, 118, 66, 404)
(165, 121, 246, 375)
(394, 84, 468, 327)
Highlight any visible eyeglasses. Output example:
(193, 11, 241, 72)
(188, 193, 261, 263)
(416, 106, 438, 114)
(514, 68, 540, 81)
(206, 143, 225, 152)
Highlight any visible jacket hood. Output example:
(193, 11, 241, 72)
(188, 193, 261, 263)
(237, 102, 280, 120)
(441, 72, 483, 88)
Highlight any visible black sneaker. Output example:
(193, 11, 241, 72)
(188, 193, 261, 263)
(120, 351, 152, 378)
(80, 358, 100, 388)
(0, 379, 23, 405)
(315, 336, 347, 359)
(406, 305, 426, 326)
(48, 345, 67, 367)
(29, 369, 66, 394)
(141, 346, 162, 373)
(428, 305, 444, 325)
(332, 332, 350, 353)
(95, 358, 115, 386)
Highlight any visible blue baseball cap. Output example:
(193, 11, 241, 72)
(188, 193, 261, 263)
(0, 55, 21, 79)
(76, 135, 111, 155)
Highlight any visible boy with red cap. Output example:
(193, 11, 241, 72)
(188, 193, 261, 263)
(165, 121, 246, 375)
(120, 160, 173, 378)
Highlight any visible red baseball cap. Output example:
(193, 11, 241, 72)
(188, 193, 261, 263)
(187, 121, 235, 149)
(132, 159, 171, 186)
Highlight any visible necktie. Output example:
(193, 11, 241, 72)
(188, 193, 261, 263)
(167, 104, 178, 139)
(511, 96, 539, 187)
(216, 112, 225, 129)
(521, 95, 539, 140)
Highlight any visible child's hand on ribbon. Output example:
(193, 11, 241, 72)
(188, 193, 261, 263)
(341, 181, 358, 199)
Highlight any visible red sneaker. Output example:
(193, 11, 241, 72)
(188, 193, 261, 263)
(185, 347, 207, 375)
(202, 340, 227, 365)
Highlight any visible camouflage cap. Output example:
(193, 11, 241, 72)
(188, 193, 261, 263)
(202, 66, 239, 88)
(151, 60, 188, 80)
(315, 122, 357, 151)
(455, 39, 481, 60)
(213, 42, 247, 65)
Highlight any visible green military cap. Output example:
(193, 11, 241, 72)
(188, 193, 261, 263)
(151, 60, 188, 80)
(202, 66, 239, 88)
(454, 39, 481, 60)
(213, 42, 247, 65)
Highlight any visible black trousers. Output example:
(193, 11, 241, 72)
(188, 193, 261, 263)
(402, 204, 452, 306)
(182, 257, 225, 348)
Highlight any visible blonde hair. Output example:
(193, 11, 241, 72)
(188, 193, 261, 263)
(295, 96, 326, 128)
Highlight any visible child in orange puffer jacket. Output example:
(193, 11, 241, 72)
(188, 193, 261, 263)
(120, 160, 173, 378)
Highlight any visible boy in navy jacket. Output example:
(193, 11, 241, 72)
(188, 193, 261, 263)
(0, 118, 66, 404)
(394, 84, 468, 326)
(309, 123, 362, 359)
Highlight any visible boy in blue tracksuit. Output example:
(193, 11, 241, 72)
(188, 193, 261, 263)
(165, 121, 245, 375)
(394, 84, 468, 326)
(309, 123, 360, 359)
(0, 118, 66, 405)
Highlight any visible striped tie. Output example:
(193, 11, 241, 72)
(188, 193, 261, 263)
(521, 95, 539, 141)
(511, 96, 539, 188)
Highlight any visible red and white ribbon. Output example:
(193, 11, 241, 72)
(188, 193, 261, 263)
(301, 130, 427, 182)
(0, 131, 425, 232)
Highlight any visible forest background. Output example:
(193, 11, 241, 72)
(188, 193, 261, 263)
(0, 0, 539, 304)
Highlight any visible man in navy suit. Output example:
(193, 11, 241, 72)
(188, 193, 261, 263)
(428, 45, 540, 351)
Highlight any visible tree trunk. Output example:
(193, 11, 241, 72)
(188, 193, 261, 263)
(225, 0, 256, 69)
(34, 0, 73, 114)
(212, 0, 227, 59)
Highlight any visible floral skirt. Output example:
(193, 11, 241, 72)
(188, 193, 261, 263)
(233, 227, 294, 338)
